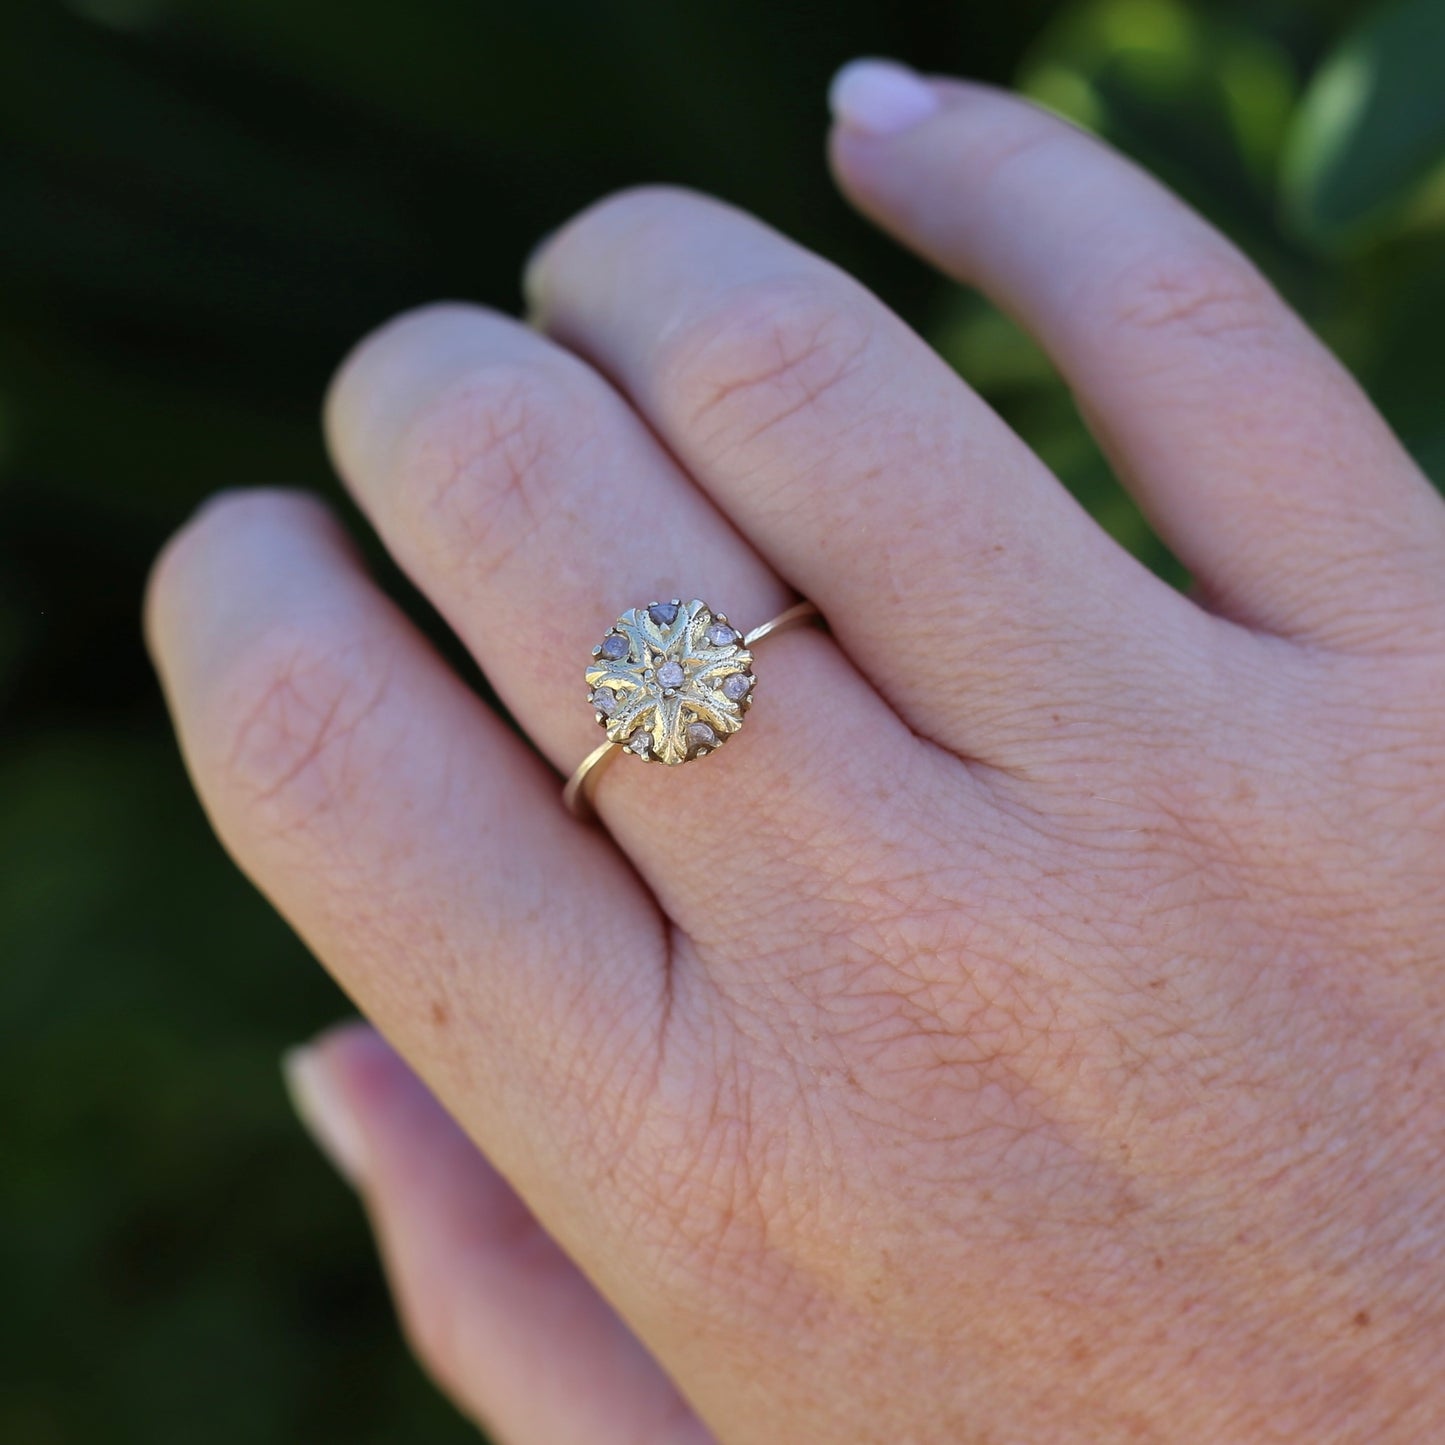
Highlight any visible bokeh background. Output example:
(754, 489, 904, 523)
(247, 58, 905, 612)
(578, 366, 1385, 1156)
(5, 0, 1445, 1440)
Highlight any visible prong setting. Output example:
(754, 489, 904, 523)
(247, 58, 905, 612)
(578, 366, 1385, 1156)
(585, 598, 755, 765)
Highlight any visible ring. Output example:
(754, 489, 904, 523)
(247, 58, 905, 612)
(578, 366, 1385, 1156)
(562, 597, 822, 819)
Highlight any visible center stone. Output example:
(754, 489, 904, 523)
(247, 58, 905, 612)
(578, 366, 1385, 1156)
(656, 659, 685, 689)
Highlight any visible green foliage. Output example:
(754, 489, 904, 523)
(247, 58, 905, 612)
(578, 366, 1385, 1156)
(1284, 0, 1445, 247)
(932, 0, 1445, 585)
(2, 1, 1442, 1442)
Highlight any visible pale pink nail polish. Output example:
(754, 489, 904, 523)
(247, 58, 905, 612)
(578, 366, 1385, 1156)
(283, 1043, 368, 1186)
(828, 58, 940, 137)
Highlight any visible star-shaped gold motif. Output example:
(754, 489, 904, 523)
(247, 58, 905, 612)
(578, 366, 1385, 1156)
(586, 599, 755, 765)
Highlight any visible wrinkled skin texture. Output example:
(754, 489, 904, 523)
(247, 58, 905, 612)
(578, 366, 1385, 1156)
(148, 71, 1445, 1444)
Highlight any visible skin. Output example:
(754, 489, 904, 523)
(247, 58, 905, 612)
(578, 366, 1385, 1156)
(146, 74, 1445, 1444)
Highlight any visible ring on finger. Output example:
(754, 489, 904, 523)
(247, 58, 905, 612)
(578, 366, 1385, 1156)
(563, 597, 822, 819)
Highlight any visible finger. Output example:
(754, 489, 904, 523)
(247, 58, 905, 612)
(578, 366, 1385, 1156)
(285, 1023, 712, 1445)
(828, 63, 1445, 647)
(145, 490, 669, 1268)
(323, 302, 927, 944)
(522, 185, 1203, 764)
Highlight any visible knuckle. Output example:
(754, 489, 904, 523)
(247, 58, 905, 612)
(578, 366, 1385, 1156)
(1103, 248, 1283, 351)
(967, 113, 1073, 195)
(147, 489, 332, 631)
(585, 990, 809, 1311)
(542, 184, 730, 279)
(164, 488, 323, 557)
(619, 1072, 800, 1307)
(393, 360, 586, 579)
(213, 620, 395, 843)
(563, 181, 709, 240)
(656, 274, 875, 466)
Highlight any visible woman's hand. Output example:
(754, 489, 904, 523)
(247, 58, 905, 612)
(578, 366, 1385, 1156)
(146, 62, 1445, 1444)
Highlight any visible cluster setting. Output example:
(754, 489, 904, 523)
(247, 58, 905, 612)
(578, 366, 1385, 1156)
(586, 599, 755, 765)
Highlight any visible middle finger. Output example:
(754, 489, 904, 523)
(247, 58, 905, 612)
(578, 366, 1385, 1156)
(525, 187, 1205, 765)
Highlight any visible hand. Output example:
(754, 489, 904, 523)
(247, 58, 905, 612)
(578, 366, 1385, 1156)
(146, 61, 1445, 1444)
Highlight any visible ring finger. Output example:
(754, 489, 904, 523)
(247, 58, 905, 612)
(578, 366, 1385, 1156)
(324, 301, 929, 943)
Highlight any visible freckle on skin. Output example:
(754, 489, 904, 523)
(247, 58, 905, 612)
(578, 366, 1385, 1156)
(1153, 1255, 1165, 1272)
(431, 1000, 449, 1027)
(1354, 1309, 1371, 1329)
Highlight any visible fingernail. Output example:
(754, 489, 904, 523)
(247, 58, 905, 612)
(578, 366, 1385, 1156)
(828, 58, 940, 137)
(520, 226, 559, 318)
(283, 1043, 368, 1187)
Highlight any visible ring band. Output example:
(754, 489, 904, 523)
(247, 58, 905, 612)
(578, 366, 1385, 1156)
(563, 598, 822, 820)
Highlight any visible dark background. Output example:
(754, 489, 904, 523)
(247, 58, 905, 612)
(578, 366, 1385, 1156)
(4, 0, 1444, 1440)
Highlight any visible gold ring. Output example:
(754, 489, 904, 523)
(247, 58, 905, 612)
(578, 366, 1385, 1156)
(562, 598, 822, 820)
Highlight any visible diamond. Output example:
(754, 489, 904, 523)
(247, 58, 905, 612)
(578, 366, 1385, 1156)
(648, 602, 679, 626)
(599, 633, 628, 661)
(705, 622, 736, 646)
(656, 660, 685, 689)
(592, 688, 617, 715)
(627, 731, 652, 757)
(686, 720, 718, 749)
(721, 672, 751, 701)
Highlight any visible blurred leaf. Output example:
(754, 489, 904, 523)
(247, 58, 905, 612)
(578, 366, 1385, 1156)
(0, 732, 475, 1445)
(1018, 0, 1299, 261)
(1283, 0, 1445, 248)
(930, 293, 1057, 391)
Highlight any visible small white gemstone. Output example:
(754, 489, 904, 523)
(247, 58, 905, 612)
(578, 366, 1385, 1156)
(686, 721, 718, 749)
(592, 689, 617, 715)
(627, 731, 652, 757)
(705, 622, 736, 646)
(721, 672, 751, 701)
(657, 660, 685, 688)
(599, 633, 628, 661)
